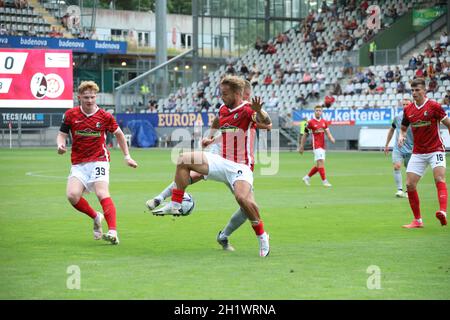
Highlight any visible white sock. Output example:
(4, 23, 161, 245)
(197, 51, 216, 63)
(393, 169, 402, 191)
(158, 181, 176, 200)
(222, 208, 248, 238)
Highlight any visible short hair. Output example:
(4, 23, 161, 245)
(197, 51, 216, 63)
(78, 81, 99, 94)
(244, 79, 252, 91)
(411, 78, 425, 88)
(314, 105, 323, 110)
(220, 75, 245, 95)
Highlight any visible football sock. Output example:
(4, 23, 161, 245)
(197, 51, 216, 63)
(407, 190, 421, 220)
(307, 166, 318, 177)
(394, 169, 402, 191)
(318, 167, 326, 181)
(436, 181, 448, 212)
(72, 197, 97, 219)
(171, 188, 184, 209)
(100, 197, 117, 230)
(251, 220, 265, 236)
(222, 208, 248, 238)
(158, 181, 176, 200)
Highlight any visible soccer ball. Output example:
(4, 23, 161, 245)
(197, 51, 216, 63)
(181, 193, 195, 216)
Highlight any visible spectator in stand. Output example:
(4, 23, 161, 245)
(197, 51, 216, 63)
(353, 69, 365, 84)
(344, 18, 358, 31)
(331, 82, 342, 96)
(440, 61, 450, 80)
(0, 0, 4, 7)
(200, 97, 211, 112)
(435, 59, 443, 74)
(250, 63, 259, 75)
(315, 20, 326, 33)
(426, 62, 436, 79)
(49, 26, 61, 38)
(375, 83, 384, 94)
(316, 69, 325, 84)
(296, 94, 307, 107)
(255, 37, 265, 52)
(367, 78, 377, 94)
(441, 91, 450, 106)
(321, 1, 329, 13)
(263, 74, 273, 86)
(285, 59, 294, 75)
(225, 64, 236, 75)
(306, 82, 320, 100)
(273, 60, 281, 71)
(301, 71, 312, 84)
(427, 77, 438, 94)
(397, 81, 406, 94)
(359, 0, 369, 18)
(89, 28, 98, 40)
(397, 2, 407, 16)
(240, 63, 249, 76)
(274, 69, 284, 85)
(344, 80, 355, 95)
(343, 58, 353, 76)
(433, 42, 443, 57)
(440, 31, 448, 48)
(407, 56, 417, 70)
(250, 72, 259, 87)
(385, 67, 394, 82)
(293, 59, 302, 73)
(416, 55, 424, 70)
(0, 24, 8, 35)
(319, 39, 328, 53)
(424, 43, 434, 58)
(415, 67, 424, 79)
(26, 25, 36, 37)
(393, 66, 402, 82)
(311, 58, 319, 71)
(386, 5, 398, 21)
(264, 41, 277, 55)
(324, 95, 335, 109)
(353, 25, 365, 40)
(266, 92, 279, 109)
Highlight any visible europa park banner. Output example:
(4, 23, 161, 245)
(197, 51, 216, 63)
(0, 48, 73, 109)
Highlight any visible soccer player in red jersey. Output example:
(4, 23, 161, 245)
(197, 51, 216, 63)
(399, 78, 450, 228)
(56, 81, 138, 244)
(152, 76, 272, 257)
(298, 105, 336, 187)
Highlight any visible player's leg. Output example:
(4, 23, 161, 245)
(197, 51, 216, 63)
(233, 180, 270, 257)
(431, 152, 447, 226)
(147, 171, 205, 210)
(316, 153, 331, 187)
(66, 176, 103, 240)
(393, 161, 405, 197)
(403, 173, 423, 228)
(153, 151, 209, 215)
(94, 181, 119, 244)
(217, 207, 248, 251)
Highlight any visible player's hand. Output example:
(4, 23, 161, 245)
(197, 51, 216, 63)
(256, 122, 272, 131)
(57, 144, 67, 155)
(384, 146, 389, 156)
(201, 137, 214, 148)
(330, 137, 336, 144)
(298, 146, 304, 155)
(398, 136, 405, 148)
(251, 96, 264, 113)
(125, 158, 138, 168)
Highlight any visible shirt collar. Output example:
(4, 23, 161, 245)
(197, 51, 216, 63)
(414, 98, 428, 109)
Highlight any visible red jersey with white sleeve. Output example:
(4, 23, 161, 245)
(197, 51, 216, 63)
(402, 99, 448, 154)
(62, 106, 119, 164)
(305, 118, 328, 150)
(218, 102, 257, 169)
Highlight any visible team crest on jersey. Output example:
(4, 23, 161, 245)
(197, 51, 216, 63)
(424, 111, 428, 117)
(96, 122, 101, 128)
(234, 113, 239, 119)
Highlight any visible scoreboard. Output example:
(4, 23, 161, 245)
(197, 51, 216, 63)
(0, 49, 73, 109)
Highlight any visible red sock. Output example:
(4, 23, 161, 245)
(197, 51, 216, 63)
(407, 190, 421, 220)
(100, 197, 116, 230)
(72, 197, 97, 219)
(436, 181, 448, 212)
(308, 166, 319, 177)
(318, 167, 326, 180)
(251, 220, 265, 236)
(172, 188, 184, 204)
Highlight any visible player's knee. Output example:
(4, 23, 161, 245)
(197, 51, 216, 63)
(406, 181, 416, 191)
(434, 176, 446, 184)
(95, 190, 110, 201)
(66, 191, 81, 204)
(393, 163, 401, 170)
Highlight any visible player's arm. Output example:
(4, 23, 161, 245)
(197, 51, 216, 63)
(298, 129, 308, 154)
(56, 119, 70, 155)
(441, 116, 450, 133)
(202, 116, 219, 148)
(384, 126, 395, 155)
(114, 128, 138, 168)
(398, 116, 409, 148)
(325, 128, 336, 144)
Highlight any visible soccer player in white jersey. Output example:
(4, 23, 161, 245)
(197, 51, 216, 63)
(147, 80, 272, 252)
(384, 98, 413, 198)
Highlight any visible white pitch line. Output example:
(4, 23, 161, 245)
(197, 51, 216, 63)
(25, 171, 66, 180)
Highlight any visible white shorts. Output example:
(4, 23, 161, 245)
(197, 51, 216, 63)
(207, 143, 221, 155)
(406, 152, 446, 177)
(203, 152, 254, 190)
(69, 161, 110, 193)
(313, 148, 326, 161)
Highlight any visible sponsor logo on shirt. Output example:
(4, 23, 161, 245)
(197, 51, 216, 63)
(411, 120, 431, 128)
(75, 129, 101, 137)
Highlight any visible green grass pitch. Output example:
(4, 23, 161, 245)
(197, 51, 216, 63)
(0, 148, 449, 299)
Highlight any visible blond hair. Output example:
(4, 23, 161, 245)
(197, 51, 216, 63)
(244, 79, 252, 91)
(220, 75, 246, 95)
(78, 81, 99, 94)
